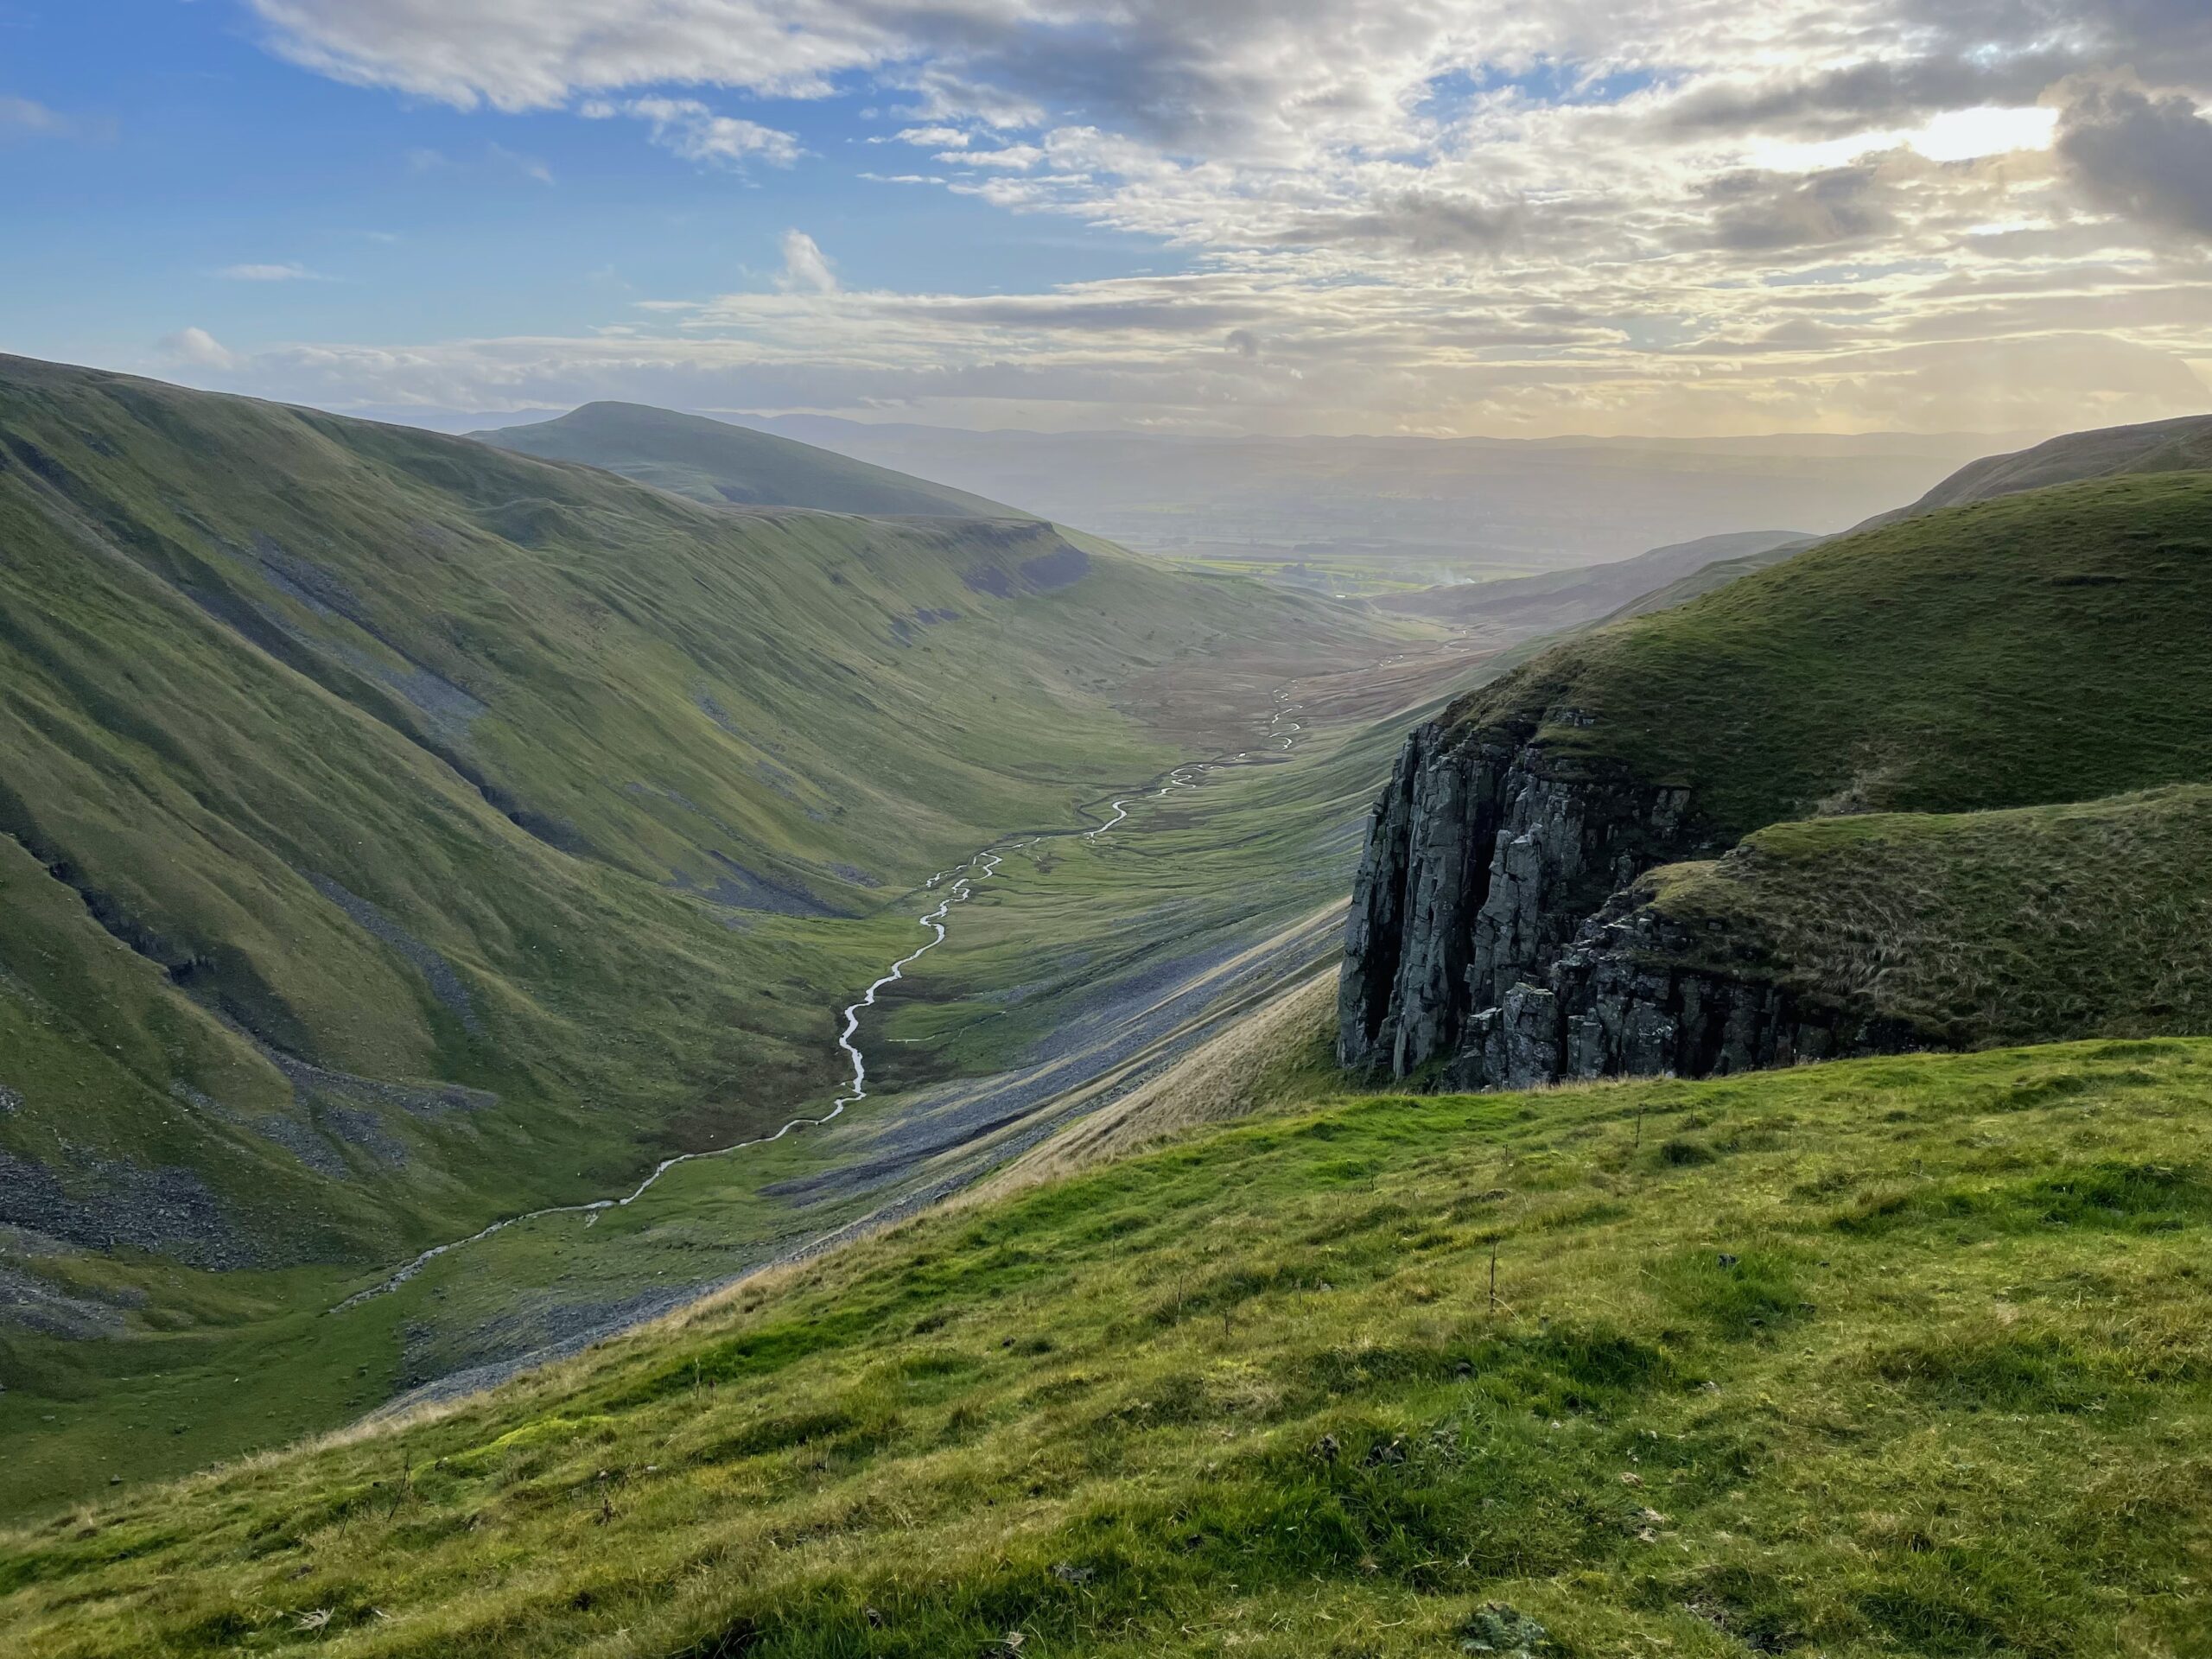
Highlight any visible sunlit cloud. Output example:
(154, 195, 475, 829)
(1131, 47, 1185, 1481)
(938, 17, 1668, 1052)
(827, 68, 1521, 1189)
(776, 228, 840, 293)
(582, 95, 802, 168)
(158, 327, 242, 369)
(218, 0, 2212, 434)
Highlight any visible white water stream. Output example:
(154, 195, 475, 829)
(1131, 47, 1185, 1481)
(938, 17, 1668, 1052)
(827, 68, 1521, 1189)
(335, 696, 1303, 1308)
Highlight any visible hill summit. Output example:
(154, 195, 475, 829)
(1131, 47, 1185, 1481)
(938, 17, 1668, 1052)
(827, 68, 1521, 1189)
(476, 402, 1029, 518)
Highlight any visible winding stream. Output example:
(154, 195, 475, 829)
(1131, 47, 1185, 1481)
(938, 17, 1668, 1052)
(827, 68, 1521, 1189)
(335, 696, 1305, 1308)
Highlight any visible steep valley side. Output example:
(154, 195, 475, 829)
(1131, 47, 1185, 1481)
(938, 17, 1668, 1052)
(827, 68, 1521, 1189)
(1341, 470, 2212, 1090)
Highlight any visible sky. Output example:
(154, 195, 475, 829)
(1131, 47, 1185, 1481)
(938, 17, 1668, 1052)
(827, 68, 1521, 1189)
(3, 0, 2210, 436)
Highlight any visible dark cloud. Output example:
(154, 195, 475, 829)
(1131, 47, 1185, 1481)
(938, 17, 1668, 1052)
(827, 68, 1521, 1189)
(1275, 188, 1527, 254)
(1666, 0, 2212, 146)
(1699, 163, 1899, 252)
(1663, 54, 2067, 143)
(2058, 83, 2212, 241)
(1902, 0, 2212, 83)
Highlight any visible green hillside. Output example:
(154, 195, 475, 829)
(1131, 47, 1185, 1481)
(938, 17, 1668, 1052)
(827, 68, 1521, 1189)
(1641, 785, 2212, 1050)
(0, 354, 1378, 1331)
(1592, 536, 1813, 624)
(1337, 468, 2212, 1084)
(4, 1033, 2207, 1656)
(476, 403, 1028, 518)
(1853, 412, 2212, 531)
(1451, 472, 2212, 837)
(1376, 529, 1814, 632)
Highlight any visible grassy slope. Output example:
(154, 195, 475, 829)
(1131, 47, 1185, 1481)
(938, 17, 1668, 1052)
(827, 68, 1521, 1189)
(1592, 537, 1814, 624)
(3, 1035, 2208, 1656)
(1857, 412, 2212, 531)
(476, 403, 1028, 518)
(0, 603, 1478, 1522)
(1450, 473, 2212, 836)
(1375, 530, 1814, 629)
(1643, 785, 2212, 1049)
(0, 357, 1397, 1419)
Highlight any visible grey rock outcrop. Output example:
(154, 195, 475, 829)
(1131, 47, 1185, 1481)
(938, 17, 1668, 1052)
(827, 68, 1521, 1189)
(1339, 715, 1911, 1091)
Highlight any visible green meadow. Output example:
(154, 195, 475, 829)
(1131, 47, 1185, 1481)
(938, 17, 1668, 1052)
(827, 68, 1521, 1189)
(5, 1034, 2207, 1656)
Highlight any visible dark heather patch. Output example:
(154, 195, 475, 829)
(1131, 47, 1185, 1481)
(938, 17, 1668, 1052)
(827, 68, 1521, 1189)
(695, 687, 741, 734)
(696, 1408, 860, 1464)
(234, 536, 488, 742)
(962, 565, 1016, 598)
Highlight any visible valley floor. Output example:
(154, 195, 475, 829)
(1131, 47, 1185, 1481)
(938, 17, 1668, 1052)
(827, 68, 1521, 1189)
(4, 1036, 2208, 1656)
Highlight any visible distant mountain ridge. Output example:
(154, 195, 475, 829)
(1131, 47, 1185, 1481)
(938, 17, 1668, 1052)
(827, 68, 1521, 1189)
(1377, 410, 2212, 635)
(683, 414, 2006, 576)
(1373, 529, 1815, 632)
(476, 401, 1030, 519)
(1853, 411, 2212, 531)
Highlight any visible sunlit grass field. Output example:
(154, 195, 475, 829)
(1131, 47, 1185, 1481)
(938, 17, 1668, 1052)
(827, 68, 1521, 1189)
(7, 1035, 2207, 1656)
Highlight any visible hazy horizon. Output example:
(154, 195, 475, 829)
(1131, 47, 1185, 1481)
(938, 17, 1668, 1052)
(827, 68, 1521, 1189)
(370, 397, 2063, 449)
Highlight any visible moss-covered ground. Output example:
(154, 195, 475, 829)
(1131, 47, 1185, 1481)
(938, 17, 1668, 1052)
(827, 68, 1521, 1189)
(1645, 784, 2212, 1051)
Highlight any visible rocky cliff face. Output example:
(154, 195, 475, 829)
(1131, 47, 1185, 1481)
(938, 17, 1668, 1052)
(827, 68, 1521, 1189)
(1338, 717, 1910, 1090)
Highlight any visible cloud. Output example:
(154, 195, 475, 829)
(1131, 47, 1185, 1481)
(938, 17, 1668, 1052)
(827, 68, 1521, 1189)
(487, 142, 556, 183)
(1664, 58, 2070, 145)
(408, 143, 554, 183)
(246, 0, 897, 110)
(777, 229, 839, 293)
(583, 95, 800, 168)
(222, 0, 2212, 436)
(1699, 162, 1901, 252)
(947, 144, 1043, 169)
(159, 327, 242, 370)
(2058, 84, 2212, 242)
(1277, 189, 1527, 255)
(0, 93, 114, 143)
(220, 262, 322, 282)
(0, 95, 67, 135)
